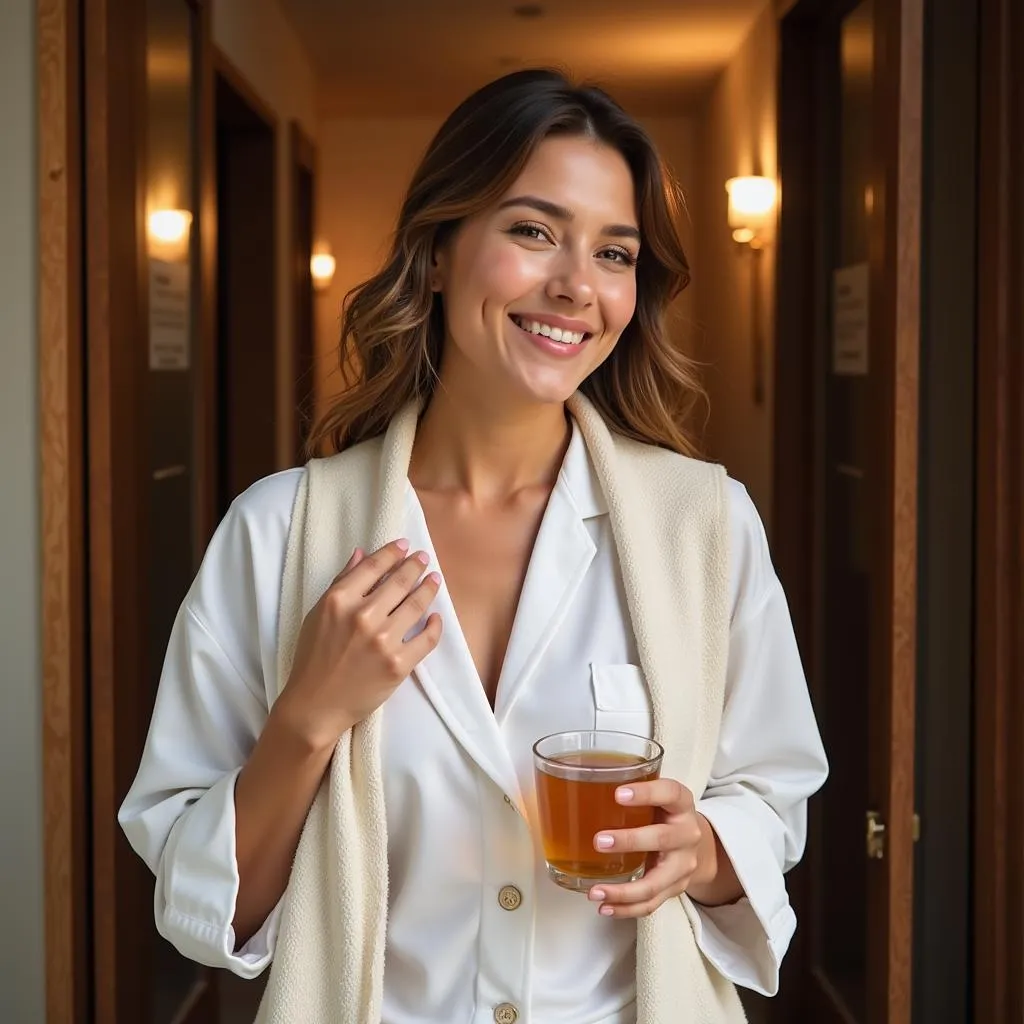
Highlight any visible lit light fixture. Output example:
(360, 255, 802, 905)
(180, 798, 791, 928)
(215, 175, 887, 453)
(310, 250, 336, 292)
(725, 176, 777, 248)
(724, 176, 778, 409)
(148, 209, 193, 247)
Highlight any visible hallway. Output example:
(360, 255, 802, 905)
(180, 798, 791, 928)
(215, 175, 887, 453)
(5, 0, 1023, 1021)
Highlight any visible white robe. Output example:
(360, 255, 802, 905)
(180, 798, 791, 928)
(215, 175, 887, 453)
(120, 395, 827, 1023)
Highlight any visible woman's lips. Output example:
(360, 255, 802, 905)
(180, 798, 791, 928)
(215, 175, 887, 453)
(509, 315, 593, 358)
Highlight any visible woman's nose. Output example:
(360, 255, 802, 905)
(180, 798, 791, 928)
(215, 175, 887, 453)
(545, 252, 595, 308)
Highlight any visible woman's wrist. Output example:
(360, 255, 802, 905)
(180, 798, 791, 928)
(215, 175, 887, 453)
(267, 691, 355, 758)
(685, 813, 744, 907)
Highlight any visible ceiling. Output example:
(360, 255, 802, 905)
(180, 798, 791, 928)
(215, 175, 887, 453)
(283, 0, 769, 118)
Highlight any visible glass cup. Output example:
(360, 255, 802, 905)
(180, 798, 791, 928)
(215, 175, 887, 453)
(533, 730, 664, 892)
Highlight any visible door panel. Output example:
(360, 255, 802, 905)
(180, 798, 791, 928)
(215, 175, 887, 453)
(144, 1, 219, 1020)
(815, 5, 873, 1015)
(86, 0, 218, 1019)
(775, 0, 923, 1021)
(213, 68, 278, 515)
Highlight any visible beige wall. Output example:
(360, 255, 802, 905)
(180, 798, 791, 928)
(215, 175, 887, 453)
(213, 0, 319, 467)
(692, 4, 778, 534)
(313, 115, 699, 417)
(0, 1, 46, 1021)
(314, 116, 441, 413)
(643, 117, 700, 341)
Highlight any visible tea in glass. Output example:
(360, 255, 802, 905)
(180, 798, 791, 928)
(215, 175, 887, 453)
(533, 730, 664, 892)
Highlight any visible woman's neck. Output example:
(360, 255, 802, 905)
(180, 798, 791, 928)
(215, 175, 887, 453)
(409, 387, 571, 505)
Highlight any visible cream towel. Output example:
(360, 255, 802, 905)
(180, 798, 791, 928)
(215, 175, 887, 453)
(255, 393, 746, 1023)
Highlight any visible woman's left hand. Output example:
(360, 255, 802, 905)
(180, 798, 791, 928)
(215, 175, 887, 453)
(588, 778, 737, 918)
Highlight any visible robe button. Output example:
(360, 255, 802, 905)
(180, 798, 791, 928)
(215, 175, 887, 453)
(494, 1004, 519, 1024)
(498, 885, 522, 911)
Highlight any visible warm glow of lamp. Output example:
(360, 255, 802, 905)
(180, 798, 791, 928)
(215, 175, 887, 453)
(311, 250, 336, 292)
(725, 176, 777, 246)
(725, 177, 777, 409)
(148, 209, 193, 246)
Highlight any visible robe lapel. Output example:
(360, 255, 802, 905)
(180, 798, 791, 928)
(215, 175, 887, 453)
(493, 432, 598, 725)
(405, 484, 525, 802)
(362, 396, 721, 795)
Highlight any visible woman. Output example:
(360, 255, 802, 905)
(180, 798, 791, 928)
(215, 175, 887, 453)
(120, 69, 827, 1024)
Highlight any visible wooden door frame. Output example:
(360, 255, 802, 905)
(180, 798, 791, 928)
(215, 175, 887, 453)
(864, 3, 922, 1018)
(973, 0, 1024, 1019)
(195, 0, 219, 554)
(289, 120, 317, 461)
(773, 0, 922, 1021)
(40, 0, 221, 1020)
(770, 14, 818, 1017)
(82, 0, 153, 1018)
(38, 0, 90, 1020)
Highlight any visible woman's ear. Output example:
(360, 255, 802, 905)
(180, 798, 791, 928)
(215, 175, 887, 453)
(430, 246, 447, 293)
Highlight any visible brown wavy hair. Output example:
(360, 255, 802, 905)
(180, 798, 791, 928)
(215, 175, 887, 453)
(308, 68, 704, 458)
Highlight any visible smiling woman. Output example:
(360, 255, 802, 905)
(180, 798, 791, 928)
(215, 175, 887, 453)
(118, 68, 827, 1024)
(310, 68, 703, 459)
(428, 137, 641, 405)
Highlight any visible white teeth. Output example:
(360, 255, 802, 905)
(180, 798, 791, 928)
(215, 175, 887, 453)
(513, 316, 585, 345)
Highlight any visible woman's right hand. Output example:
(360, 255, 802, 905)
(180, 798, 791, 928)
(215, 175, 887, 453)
(271, 539, 443, 751)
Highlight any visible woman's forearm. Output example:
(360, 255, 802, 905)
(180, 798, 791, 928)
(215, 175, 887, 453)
(231, 709, 347, 947)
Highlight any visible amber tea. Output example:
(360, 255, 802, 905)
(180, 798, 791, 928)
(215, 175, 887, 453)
(533, 731, 664, 892)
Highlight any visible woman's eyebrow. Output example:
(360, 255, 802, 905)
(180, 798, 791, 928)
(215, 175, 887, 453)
(497, 194, 641, 242)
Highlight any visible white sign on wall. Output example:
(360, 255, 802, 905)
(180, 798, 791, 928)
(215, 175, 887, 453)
(832, 262, 870, 376)
(149, 258, 190, 371)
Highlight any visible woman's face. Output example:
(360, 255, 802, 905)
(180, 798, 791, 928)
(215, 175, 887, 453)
(433, 134, 640, 407)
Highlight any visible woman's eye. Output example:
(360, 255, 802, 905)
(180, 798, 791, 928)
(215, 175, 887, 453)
(601, 248, 638, 267)
(510, 223, 550, 242)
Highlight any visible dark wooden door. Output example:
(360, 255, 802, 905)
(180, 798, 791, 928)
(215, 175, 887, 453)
(773, 0, 923, 1021)
(85, 0, 218, 1019)
(212, 52, 279, 518)
(290, 121, 317, 463)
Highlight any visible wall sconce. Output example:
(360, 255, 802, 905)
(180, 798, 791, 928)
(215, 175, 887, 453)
(310, 250, 336, 292)
(725, 176, 778, 407)
(725, 176, 777, 248)
(147, 209, 192, 261)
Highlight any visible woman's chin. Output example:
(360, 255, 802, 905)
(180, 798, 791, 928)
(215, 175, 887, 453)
(507, 365, 588, 406)
(445, 358, 586, 410)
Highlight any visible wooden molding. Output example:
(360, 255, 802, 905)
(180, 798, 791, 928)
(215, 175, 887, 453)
(867, 1, 923, 1020)
(38, 0, 90, 1019)
(83, 0, 151, 1018)
(289, 119, 317, 462)
(195, 0, 218, 550)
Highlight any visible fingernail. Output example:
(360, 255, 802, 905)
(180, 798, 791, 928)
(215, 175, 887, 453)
(589, 888, 606, 902)
(427, 572, 442, 585)
(415, 551, 430, 565)
(595, 834, 614, 850)
(616, 787, 634, 803)
(600, 906, 615, 916)
(396, 539, 410, 552)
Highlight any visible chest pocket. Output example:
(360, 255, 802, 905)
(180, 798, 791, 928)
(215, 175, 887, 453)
(590, 663, 654, 739)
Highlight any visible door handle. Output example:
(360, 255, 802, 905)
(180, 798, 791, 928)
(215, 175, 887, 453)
(866, 809, 886, 859)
